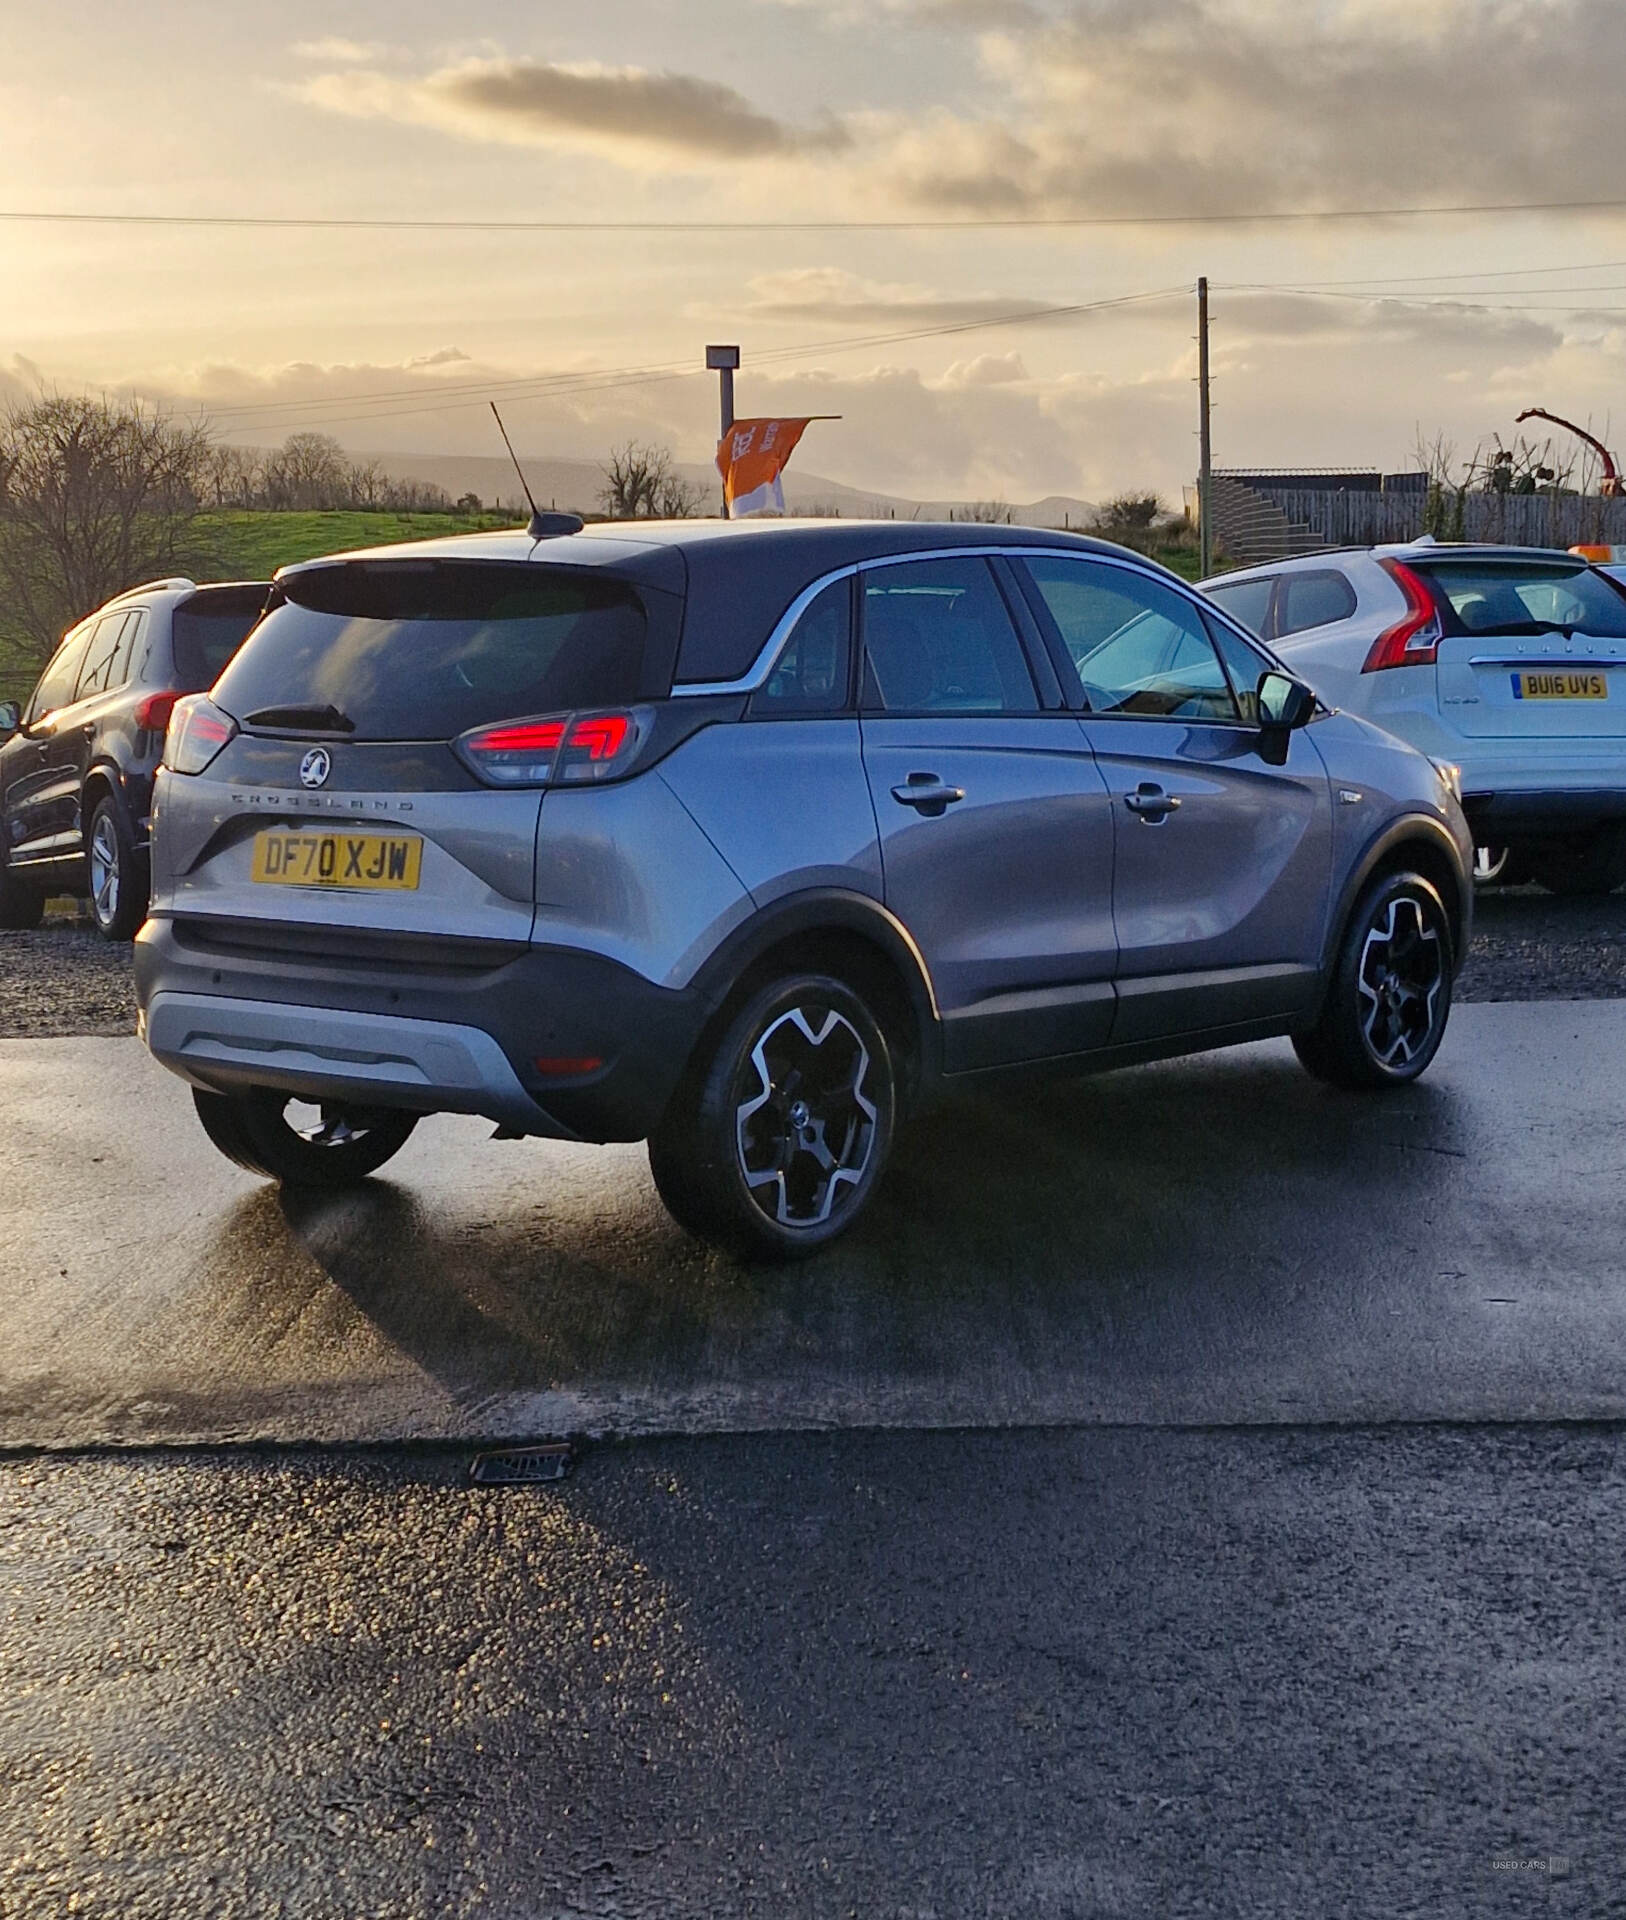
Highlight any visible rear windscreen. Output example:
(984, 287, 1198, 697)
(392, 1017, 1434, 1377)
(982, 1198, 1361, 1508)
(172, 607, 263, 691)
(210, 563, 649, 740)
(1414, 561, 1626, 638)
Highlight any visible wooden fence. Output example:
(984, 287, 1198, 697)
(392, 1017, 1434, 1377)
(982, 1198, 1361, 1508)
(1255, 487, 1626, 551)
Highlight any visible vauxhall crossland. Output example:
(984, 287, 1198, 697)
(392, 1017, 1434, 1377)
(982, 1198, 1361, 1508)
(135, 519, 1473, 1258)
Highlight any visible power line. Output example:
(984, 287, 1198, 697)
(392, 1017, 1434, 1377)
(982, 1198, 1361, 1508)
(1219, 282, 1626, 311)
(1239, 259, 1626, 289)
(192, 288, 1188, 433)
(10, 198, 1626, 233)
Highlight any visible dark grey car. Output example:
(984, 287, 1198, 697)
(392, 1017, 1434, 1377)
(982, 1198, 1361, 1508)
(0, 577, 268, 937)
(134, 520, 1473, 1257)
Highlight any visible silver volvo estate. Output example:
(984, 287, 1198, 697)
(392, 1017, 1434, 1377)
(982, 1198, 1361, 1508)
(134, 519, 1474, 1258)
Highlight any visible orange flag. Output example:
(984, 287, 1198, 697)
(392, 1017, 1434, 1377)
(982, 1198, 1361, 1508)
(716, 418, 811, 516)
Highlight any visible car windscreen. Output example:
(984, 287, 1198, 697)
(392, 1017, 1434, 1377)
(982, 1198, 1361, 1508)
(1412, 560, 1626, 638)
(210, 562, 649, 741)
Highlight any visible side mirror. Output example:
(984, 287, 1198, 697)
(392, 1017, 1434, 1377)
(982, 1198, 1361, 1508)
(1255, 671, 1315, 765)
(0, 701, 19, 739)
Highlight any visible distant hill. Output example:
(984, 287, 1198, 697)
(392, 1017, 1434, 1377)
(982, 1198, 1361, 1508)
(313, 448, 1097, 528)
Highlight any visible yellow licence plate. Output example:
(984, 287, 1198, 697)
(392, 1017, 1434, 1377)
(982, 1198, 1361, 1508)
(1512, 670, 1608, 701)
(250, 830, 422, 890)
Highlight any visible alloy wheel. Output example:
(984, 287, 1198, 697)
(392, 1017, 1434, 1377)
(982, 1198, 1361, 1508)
(735, 1005, 878, 1229)
(1357, 895, 1445, 1069)
(282, 1098, 397, 1150)
(89, 811, 120, 930)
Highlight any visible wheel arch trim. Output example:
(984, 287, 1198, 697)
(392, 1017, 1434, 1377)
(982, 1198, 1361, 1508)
(686, 887, 942, 1058)
(1323, 813, 1471, 975)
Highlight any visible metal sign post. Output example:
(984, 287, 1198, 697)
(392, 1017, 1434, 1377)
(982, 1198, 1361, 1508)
(707, 345, 741, 518)
(1197, 279, 1213, 578)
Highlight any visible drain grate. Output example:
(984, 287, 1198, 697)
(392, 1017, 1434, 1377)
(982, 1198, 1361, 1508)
(469, 1442, 574, 1486)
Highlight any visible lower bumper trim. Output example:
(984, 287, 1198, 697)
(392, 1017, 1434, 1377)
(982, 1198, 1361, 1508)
(143, 991, 574, 1137)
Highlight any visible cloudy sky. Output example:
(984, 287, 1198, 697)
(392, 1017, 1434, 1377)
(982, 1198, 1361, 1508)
(6, 0, 1626, 502)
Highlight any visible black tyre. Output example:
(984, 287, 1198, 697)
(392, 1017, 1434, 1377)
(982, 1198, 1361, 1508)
(1530, 826, 1626, 897)
(647, 972, 896, 1261)
(1294, 870, 1454, 1090)
(0, 849, 43, 930)
(192, 1086, 419, 1187)
(86, 795, 147, 941)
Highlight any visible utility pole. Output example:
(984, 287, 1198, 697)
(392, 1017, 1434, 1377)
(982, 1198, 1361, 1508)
(1197, 277, 1213, 577)
(707, 344, 740, 518)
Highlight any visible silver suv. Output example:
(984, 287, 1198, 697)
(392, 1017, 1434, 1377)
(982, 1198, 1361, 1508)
(135, 519, 1473, 1258)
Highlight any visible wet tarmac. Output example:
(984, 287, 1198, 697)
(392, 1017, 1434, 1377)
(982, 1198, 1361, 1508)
(2, 1001, 1620, 1447)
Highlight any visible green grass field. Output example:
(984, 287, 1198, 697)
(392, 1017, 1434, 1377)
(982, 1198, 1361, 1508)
(0, 509, 522, 703)
(189, 508, 520, 582)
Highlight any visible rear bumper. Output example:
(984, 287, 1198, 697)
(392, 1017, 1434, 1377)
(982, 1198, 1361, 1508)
(133, 915, 706, 1142)
(143, 990, 565, 1135)
(1461, 789, 1626, 837)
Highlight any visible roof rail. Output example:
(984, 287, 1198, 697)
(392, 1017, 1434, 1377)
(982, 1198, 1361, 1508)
(107, 576, 195, 604)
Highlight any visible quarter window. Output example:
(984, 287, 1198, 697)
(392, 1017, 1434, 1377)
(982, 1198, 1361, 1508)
(1276, 570, 1357, 638)
(1024, 557, 1239, 722)
(1202, 611, 1272, 725)
(752, 577, 852, 716)
(860, 557, 1037, 715)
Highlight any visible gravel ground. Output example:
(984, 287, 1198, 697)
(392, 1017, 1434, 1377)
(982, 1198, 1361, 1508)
(1, 886, 1624, 1040)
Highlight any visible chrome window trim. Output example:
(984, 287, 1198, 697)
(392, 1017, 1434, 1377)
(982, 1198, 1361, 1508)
(671, 545, 1199, 698)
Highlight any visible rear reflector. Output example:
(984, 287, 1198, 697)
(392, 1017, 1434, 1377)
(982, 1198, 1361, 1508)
(456, 709, 643, 787)
(1363, 559, 1443, 671)
(533, 1056, 604, 1077)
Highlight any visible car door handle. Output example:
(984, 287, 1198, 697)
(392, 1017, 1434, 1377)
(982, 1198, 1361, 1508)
(1124, 784, 1182, 819)
(891, 773, 966, 818)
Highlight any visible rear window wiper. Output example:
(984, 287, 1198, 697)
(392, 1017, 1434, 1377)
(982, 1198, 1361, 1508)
(243, 703, 356, 733)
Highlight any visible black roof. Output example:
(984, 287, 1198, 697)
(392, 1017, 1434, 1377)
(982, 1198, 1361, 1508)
(294, 516, 1138, 685)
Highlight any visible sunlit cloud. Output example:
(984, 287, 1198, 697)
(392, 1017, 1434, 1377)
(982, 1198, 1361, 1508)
(289, 37, 390, 63)
(294, 54, 851, 164)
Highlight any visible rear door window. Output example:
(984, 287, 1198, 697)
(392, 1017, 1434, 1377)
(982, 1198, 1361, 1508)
(212, 563, 651, 740)
(1204, 575, 1276, 636)
(860, 557, 1037, 714)
(1276, 570, 1357, 637)
(73, 612, 134, 699)
(1416, 561, 1626, 636)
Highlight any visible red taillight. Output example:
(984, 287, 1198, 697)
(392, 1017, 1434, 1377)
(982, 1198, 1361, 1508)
(457, 709, 642, 787)
(567, 714, 630, 762)
(162, 695, 238, 776)
(1363, 560, 1444, 671)
(474, 720, 568, 755)
(133, 690, 181, 734)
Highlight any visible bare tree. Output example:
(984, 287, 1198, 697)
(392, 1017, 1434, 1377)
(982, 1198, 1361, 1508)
(346, 458, 388, 511)
(203, 442, 262, 509)
(653, 471, 708, 519)
(260, 432, 350, 510)
(599, 441, 676, 519)
(0, 392, 212, 666)
(949, 499, 1013, 524)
